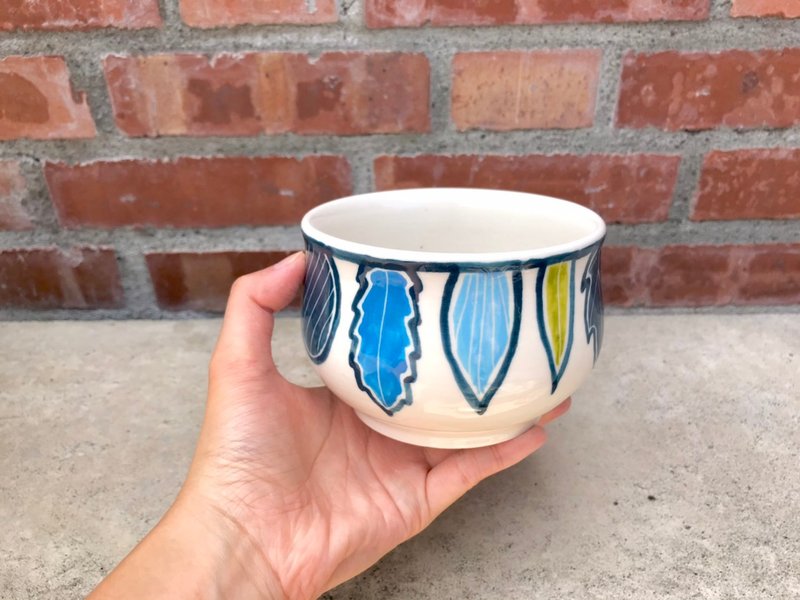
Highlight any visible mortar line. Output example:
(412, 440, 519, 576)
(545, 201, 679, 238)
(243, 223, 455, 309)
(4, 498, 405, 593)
(594, 46, 625, 131)
(668, 150, 706, 223)
(115, 247, 160, 316)
(3, 130, 800, 162)
(3, 21, 800, 54)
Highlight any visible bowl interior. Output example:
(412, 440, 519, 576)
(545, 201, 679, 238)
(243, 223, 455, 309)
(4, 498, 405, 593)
(302, 188, 605, 260)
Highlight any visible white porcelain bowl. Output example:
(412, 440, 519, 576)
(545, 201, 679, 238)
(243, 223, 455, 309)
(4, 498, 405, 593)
(300, 188, 606, 448)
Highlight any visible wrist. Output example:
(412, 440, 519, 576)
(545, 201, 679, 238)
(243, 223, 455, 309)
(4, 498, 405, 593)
(167, 493, 287, 600)
(89, 493, 286, 600)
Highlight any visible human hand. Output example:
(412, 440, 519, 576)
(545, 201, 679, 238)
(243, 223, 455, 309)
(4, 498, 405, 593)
(90, 252, 570, 600)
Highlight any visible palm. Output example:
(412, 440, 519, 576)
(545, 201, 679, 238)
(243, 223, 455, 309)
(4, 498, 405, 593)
(200, 367, 451, 594)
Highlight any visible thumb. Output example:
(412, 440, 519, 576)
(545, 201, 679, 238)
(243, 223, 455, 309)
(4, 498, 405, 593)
(211, 252, 306, 372)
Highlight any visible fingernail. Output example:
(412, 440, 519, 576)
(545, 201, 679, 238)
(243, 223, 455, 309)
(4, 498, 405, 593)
(271, 251, 304, 271)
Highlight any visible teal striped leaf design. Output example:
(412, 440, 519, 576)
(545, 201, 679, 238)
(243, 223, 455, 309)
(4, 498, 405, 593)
(441, 270, 522, 414)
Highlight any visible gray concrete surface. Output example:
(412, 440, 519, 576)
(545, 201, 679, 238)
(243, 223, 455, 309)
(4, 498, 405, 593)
(2, 0, 800, 319)
(1, 314, 799, 599)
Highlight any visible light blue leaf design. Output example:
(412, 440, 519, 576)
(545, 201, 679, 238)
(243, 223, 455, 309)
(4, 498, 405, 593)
(581, 246, 604, 365)
(348, 266, 421, 415)
(302, 249, 340, 365)
(441, 270, 522, 414)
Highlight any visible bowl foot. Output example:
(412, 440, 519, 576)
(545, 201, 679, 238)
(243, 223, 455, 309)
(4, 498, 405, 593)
(355, 412, 536, 449)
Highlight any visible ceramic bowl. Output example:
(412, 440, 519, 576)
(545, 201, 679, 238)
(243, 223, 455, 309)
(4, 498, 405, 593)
(300, 188, 606, 449)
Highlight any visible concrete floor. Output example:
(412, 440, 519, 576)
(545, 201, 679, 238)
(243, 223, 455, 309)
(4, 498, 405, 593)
(1, 315, 799, 599)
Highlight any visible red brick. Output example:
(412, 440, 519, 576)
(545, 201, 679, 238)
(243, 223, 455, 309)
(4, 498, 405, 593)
(104, 53, 429, 137)
(646, 245, 734, 305)
(45, 156, 352, 229)
(732, 0, 800, 17)
(452, 51, 600, 131)
(366, 0, 708, 27)
(617, 50, 800, 131)
(741, 247, 800, 303)
(0, 161, 33, 230)
(146, 251, 297, 311)
(0, 56, 96, 140)
(600, 246, 656, 306)
(374, 154, 680, 223)
(0, 0, 161, 31)
(694, 149, 800, 221)
(0, 247, 123, 309)
(602, 244, 800, 307)
(181, 0, 336, 27)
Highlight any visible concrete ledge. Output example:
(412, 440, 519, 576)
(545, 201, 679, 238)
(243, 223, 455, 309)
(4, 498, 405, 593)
(1, 314, 798, 598)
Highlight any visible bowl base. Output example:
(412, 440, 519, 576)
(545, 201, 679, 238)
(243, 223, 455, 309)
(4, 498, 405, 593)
(355, 412, 536, 449)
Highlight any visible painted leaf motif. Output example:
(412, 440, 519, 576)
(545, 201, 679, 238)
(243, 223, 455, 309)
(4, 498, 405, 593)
(581, 246, 604, 364)
(442, 270, 522, 414)
(302, 249, 340, 364)
(349, 267, 421, 415)
(536, 260, 576, 393)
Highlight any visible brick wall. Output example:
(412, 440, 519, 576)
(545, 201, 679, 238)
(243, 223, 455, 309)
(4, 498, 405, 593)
(1, 0, 799, 317)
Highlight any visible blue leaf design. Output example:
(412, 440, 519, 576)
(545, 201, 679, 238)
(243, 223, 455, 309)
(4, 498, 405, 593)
(348, 266, 422, 415)
(580, 246, 604, 364)
(441, 270, 522, 414)
(536, 260, 576, 394)
(302, 249, 340, 365)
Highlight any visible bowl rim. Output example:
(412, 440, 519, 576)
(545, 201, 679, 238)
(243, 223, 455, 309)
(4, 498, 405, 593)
(301, 188, 607, 264)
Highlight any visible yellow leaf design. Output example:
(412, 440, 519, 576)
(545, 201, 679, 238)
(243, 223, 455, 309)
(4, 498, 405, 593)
(545, 261, 571, 367)
(536, 260, 576, 393)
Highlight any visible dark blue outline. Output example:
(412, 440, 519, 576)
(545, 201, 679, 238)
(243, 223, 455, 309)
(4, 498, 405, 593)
(536, 260, 576, 394)
(301, 244, 340, 365)
(303, 234, 604, 274)
(441, 270, 523, 415)
(580, 247, 604, 365)
(347, 265, 423, 417)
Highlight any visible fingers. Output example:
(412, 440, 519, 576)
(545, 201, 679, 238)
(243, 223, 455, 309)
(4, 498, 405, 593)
(212, 252, 306, 371)
(538, 397, 572, 426)
(426, 426, 547, 517)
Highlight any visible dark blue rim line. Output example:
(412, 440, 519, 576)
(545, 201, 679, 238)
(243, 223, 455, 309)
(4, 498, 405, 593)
(347, 264, 423, 417)
(304, 234, 604, 273)
(535, 260, 576, 394)
(440, 270, 523, 415)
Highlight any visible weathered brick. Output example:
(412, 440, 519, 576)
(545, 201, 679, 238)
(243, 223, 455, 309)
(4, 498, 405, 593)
(646, 245, 734, 305)
(146, 251, 297, 311)
(617, 49, 800, 131)
(45, 156, 352, 229)
(600, 246, 656, 306)
(694, 149, 800, 221)
(0, 0, 161, 31)
(104, 53, 430, 137)
(732, 0, 800, 17)
(181, 0, 336, 27)
(0, 247, 123, 309)
(602, 245, 800, 306)
(452, 51, 601, 130)
(0, 161, 33, 230)
(0, 56, 96, 140)
(366, 0, 709, 27)
(374, 154, 680, 223)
